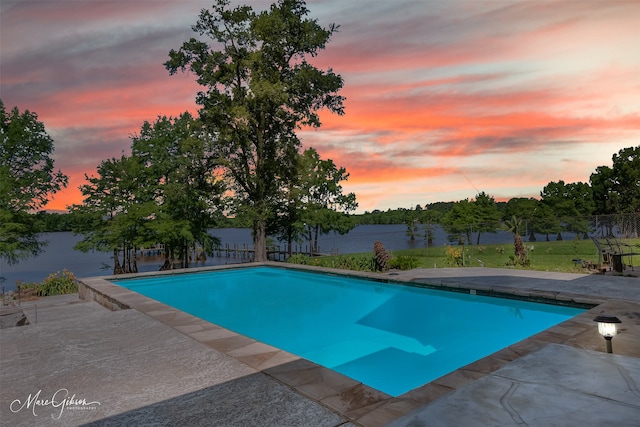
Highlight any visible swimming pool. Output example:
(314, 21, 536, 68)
(114, 266, 585, 396)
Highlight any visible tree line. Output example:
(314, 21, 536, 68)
(357, 146, 640, 244)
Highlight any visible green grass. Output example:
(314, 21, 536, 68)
(293, 238, 640, 274)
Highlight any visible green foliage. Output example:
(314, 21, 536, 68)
(440, 193, 501, 245)
(387, 255, 418, 270)
(33, 211, 78, 232)
(20, 269, 79, 296)
(540, 180, 595, 235)
(274, 147, 357, 254)
(506, 254, 531, 267)
(287, 254, 313, 265)
(356, 203, 451, 225)
(165, 0, 345, 261)
(472, 192, 501, 244)
(590, 145, 640, 214)
(332, 255, 375, 271)
(287, 253, 375, 271)
(73, 114, 226, 274)
(444, 245, 463, 266)
(0, 100, 68, 264)
(441, 199, 474, 244)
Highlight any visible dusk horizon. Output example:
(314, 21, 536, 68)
(2, 0, 639, 214)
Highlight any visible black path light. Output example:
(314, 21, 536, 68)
(593, 314, 622, 353)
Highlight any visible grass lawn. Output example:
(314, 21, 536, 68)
(299, 237, 640, 275)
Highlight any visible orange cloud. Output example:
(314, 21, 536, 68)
(3, 0, 639, 213)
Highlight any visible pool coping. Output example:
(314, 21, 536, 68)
(78, 262, 633, 427)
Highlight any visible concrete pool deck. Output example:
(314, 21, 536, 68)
(1, 264, 639, 426)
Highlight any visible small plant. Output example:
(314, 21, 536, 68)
(287, 254, 312, 265)
(37, 269, 78, 296)
(334, 255, 375, 271)
(445, 245, 463, 266)
(507, 254, 531, 267)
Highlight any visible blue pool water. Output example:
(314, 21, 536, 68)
(114, 267, 584, 396)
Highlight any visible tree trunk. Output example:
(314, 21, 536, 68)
(314, 225, 320, 254)
(160, 248, 174, 271)
(253, 219, 267, 262)
(183, 240, 189, 268)
(132, 246, 138, 273)
(287, 234, 293, 256)
(514, 234, 526, 265)
(113, 249, 123, 275)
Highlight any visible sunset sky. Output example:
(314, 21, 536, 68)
(2, 0, 639, 213)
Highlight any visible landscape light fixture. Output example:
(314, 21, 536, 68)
(593, 314, 621, 353)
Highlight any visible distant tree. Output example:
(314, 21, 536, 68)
(590, 165, 616, 216)
(503, 198, 539, 240)
(406, 217, 419, 241)
(590, 145, 640, 215)
(275, 147, 356, 255)
(165, 0, 344, 261)
(530, 202, 562, 241)
(441, 199, 474, 244)
(540, 180, 594, 238)
(472, 191, 501, 244)
(441, 193, 500, 245)
(33, 211, 77, 232)
(0, 100, 68, 265)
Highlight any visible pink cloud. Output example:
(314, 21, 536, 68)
(2, 0, 639, 212)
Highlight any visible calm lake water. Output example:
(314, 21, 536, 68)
(0, 224, 570, 291)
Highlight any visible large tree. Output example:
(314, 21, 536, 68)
(165, 0, 344, 261)
(0, 100, 68, 265)
(540, 180, 594, 237)
(72, 154, 149, 274)
(441, 199, 474, 244)
(590, 145, 640, 215)
(284, 147, 357, 254)
(472, 191, 501, 244)
(73, 114, 226, 273)
(130, 113, 226, 269)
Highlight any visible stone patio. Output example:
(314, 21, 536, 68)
(1, 263, 638, 426)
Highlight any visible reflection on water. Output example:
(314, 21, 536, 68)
(0, 225, 572, 290)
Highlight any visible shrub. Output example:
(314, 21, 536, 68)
(333, 254, 375, 271)
(445, 245, 463, 266)
(287, 254, 312, 265)
(507, 255, 531, 267)
(288, 254, 375, 271)
(37, 269, 78, 296)
(387, 255, 418, 270)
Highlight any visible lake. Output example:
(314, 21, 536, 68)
(0, 224, 570, 291)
